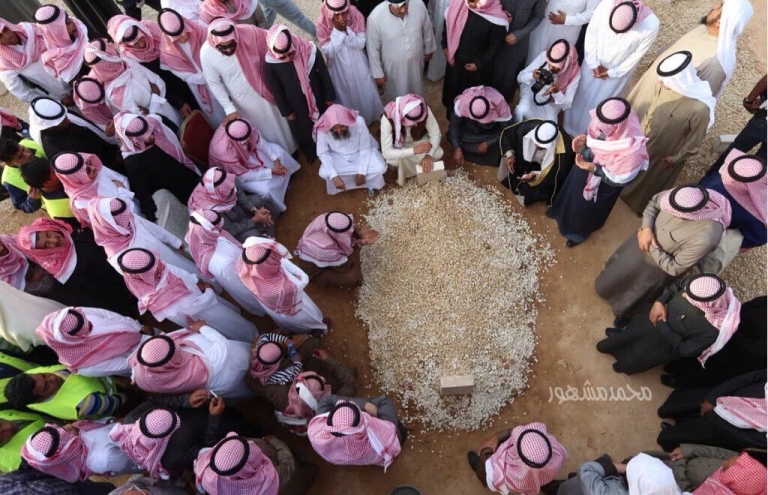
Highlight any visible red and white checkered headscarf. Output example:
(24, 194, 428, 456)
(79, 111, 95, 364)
(200, 0, 257, 23)
(249, 339, 283, 383)
(36, 307, 143, 372)
(87, 197, 135, 258)
(127, 330, 209, 394)
(609, 1, 652, 33)
(312, 104, 358, 141)
(295, 212, 355, 266)
(583, 97, 648, 201)
(188, 167, 238, 212)
(107, 16, 162, 64)
(715, 396, 767, 432)
(34, 5, 87, 82)
(453, 86, 511, 125)
(384, 94, 429, 148)
(444, 0, 507, 66)
(0, 234, 29, 290)
(0, 107, 21, 131)
(73, 77, 114, 126)
(237, 237, 300, 315)
(209, 118, 267, 176)
(545, 40, 580, 92)
(0, 19, 42, 71)
(113, 111, 196, 171)
(84, 39, 127, 86)
(316, 0, 366, 46)
(308, 400, 401, 469)
(51, 152, 101, 227)
(117, 248, 192, 316)
(205, 19, 276, 104)
(17, 218, 77, 283)
(680, 274, 742, 366)
(194, 432, 280, 495)
(266, 25, 320, 121)
(659, 186, 732, 231)
(720, 149, 767, 226)
(21, 424, 90, 483)
(693, 451, 767, 495)
(488, 422, 567, 494)
(110, 407, 181, 480)
(278, 372, 331, 435)
(186, 210, 240, 278)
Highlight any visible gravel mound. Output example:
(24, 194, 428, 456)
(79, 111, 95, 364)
(357, 173, 555, 431)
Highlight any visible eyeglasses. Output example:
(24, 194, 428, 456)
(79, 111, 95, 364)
(217, 42, 237, 52)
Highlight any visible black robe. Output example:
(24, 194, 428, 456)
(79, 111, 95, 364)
(447, 114, 505, 166)
(65, 228, 137, 316)
(123, 145, 200, 223)
(61, 0, 122, 39)
(491, 0, 545, 100)
(596, 277, 720, 375)
(40, 123, 125, 175)
(139, 58, 198, 121)
(121, 393, 261, 474)
(440, 11, 506, 111)
(545, 164, 624, 244)
(266, 55, 336, 162)
(656, 370, 767, 452)
(499, 119, 575, 205)
(664, 296, 767, 388)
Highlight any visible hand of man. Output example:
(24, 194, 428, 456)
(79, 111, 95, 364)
(596, 66, 609, 79)
(662, 156, 676, 170)
(187, 319, 207, 332)
(27, 187, 41, 200)
(518, 172, 536, 182)
(532, 69, 541, 80)
(477, 142, 488, 154)
(358, 229, 380, 246)
(333, 176, 346, 191)
(542, 81, 560, 96)
(420, 155, 434, 173)
(549, 10, 567, 24)
(614, 463, 627, 474)
(572, 134, 587, 152)
(669, 447, 684, 461)
(252, 207, 273, 225)
(503, 10, 513, 22)
(505, 33, 517, 45)
(313, 348, 330, 361)
(743, 98, 760, 113)
(180, 103, 193, 117)
(189, 389, 209, 408)
(649, 301, 668, 326)
(286, 113, 296, 121)
(224, 112, 240, 124)
(505, 154, 514, 172)
(413, 141, 432, 154)
(140, 324, 155, 336)
(637, 227, 659, 252)
(425, 52, 434, 62)
(324, 99, 335, 107)
(464, 62, 478, 72)
(574, 154, 596, 172)
(112, 180, 126, 189)
(61, 95, 75, 107)
(479, 434, 500, 453)
(138, 106, 149, 115)
(700, 400, 715, 416)
(332, 13, 347, 31)
(375, 76, 387, 87)
(105, 119, 115, 136)
(444, 48, 453, 66)
(355, 173, 366, 186)
(209, 396, 225, 415)
(197, 280, 213, 292)
(272, 160, 286, 175)
(149, 83, 160, 95)
(364, 402, 378, 416)
(453, 148, 464, 166)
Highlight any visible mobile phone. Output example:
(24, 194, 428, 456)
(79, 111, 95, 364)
(287, 342, 299, 360)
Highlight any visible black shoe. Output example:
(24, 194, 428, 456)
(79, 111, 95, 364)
(467, 450, 479, 470)
(541, 480, 565, 495)
(565, 239, 578, 247)
(605, 327, 620, 337)
(660, 374, 679, 388)
(613, 316, 631, 328)
(660, 421, 672, 430)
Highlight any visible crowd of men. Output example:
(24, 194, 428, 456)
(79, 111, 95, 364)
(0, 0, 764, 493)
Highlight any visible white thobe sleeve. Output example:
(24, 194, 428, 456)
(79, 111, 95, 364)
(420, 5, 437, 55)
(321, 29, 348, 59)
(563, 0, 602, 26)
(426, 109, 441, 157)
(380, 117, 414, 160)
(281, 259, 309, 290)
(519, 53, 545, 85)
(355, 121, 375, 175)
(78, 355, 132, 377)
(198, 324, 229, 346)
(201, 50, 238, 115)
(0, 70, 40, 104)
(606, 19, 659, 79)
(366, 19, 385, 79)
(317, 132, 339, 179)
(87, 308, 143, 330)
(351, 30, 367, 50)
(257, 138, 280, 163)
(552, 69, 581, 110)
(139, 218, 183, 249)
(583, 4, 603, 70)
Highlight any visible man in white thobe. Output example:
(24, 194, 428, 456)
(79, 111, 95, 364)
(0, 19, 71, 104)
(315, 104, 387, 195)
(200, 18, 297, 153)
(526, 0, 601, 63)
(562, 0, 658, 136)
(366, 0, 436, 103)
(316, 0, 384, 125)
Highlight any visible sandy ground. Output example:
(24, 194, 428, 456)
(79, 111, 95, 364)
(0, 0, 765, 493)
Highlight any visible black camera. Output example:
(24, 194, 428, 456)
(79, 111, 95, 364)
(580, 146, 595, 162)
(531, 64, 555, 94)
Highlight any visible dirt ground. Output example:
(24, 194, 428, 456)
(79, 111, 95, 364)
(0, 1, 765, 493)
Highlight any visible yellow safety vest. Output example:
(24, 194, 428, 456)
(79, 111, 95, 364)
(24, 365, 116, 421)
(0, 409, 46, 473)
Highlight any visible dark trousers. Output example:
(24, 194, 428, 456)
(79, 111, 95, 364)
(707, 115, 767, 176)
(116, 0, 162, 20)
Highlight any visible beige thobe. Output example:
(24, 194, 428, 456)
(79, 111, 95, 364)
(620, 85, 710, 215)
(380, 108, 444, 186)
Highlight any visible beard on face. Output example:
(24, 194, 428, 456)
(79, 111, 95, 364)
(331, 128, 351, 140)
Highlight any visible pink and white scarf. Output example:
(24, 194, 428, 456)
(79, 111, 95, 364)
(266, 25, 319, 121)
(188, 167, 238, 212)
(17, 218, 77, 284)
(237, 237, 300, 315)
(51, 152, 102, 227)
(88, 197, 136, 258)
(383, 94, 428, 148)
(0, 19, 42, 72)
(453, 86, 511, 125)
(113, 111, 197, 172)
(546, 40, 580, 92)
(194, 432, 280, 495)
(714, 396, 767, 432)
(209, 118, 268, 175)
(200, 0, 259, 24)
(720, 149, 767, 226)
(0, 234, 29, 290)
(316, 0, 366, 47)
(276, 372, 331, 435)
(444, 0, 507, 66)
(109, 408, 182, 480)
(295, 212, 355, 267)
(312, 104, 359, 141)
(73, 77, 115, 126)
(659, 186, 732, 232)
(84, 39, 127, 88)
(609, 0, 652, 33)
(107, 16, 163, 64)
(21, 423, 93, 482)
(117, 248, 193, 316)
(0, 107, 21, 131)
(693, 451, 767, 495)
(127, 331, 209, 394)
(34, 5, 87, 82)
(186, 210, 240, 278)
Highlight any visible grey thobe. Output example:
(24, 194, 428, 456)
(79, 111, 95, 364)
(595, 192, 723, 318)
(644, 444, 737, 492)
(556, 462, 628, 495)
